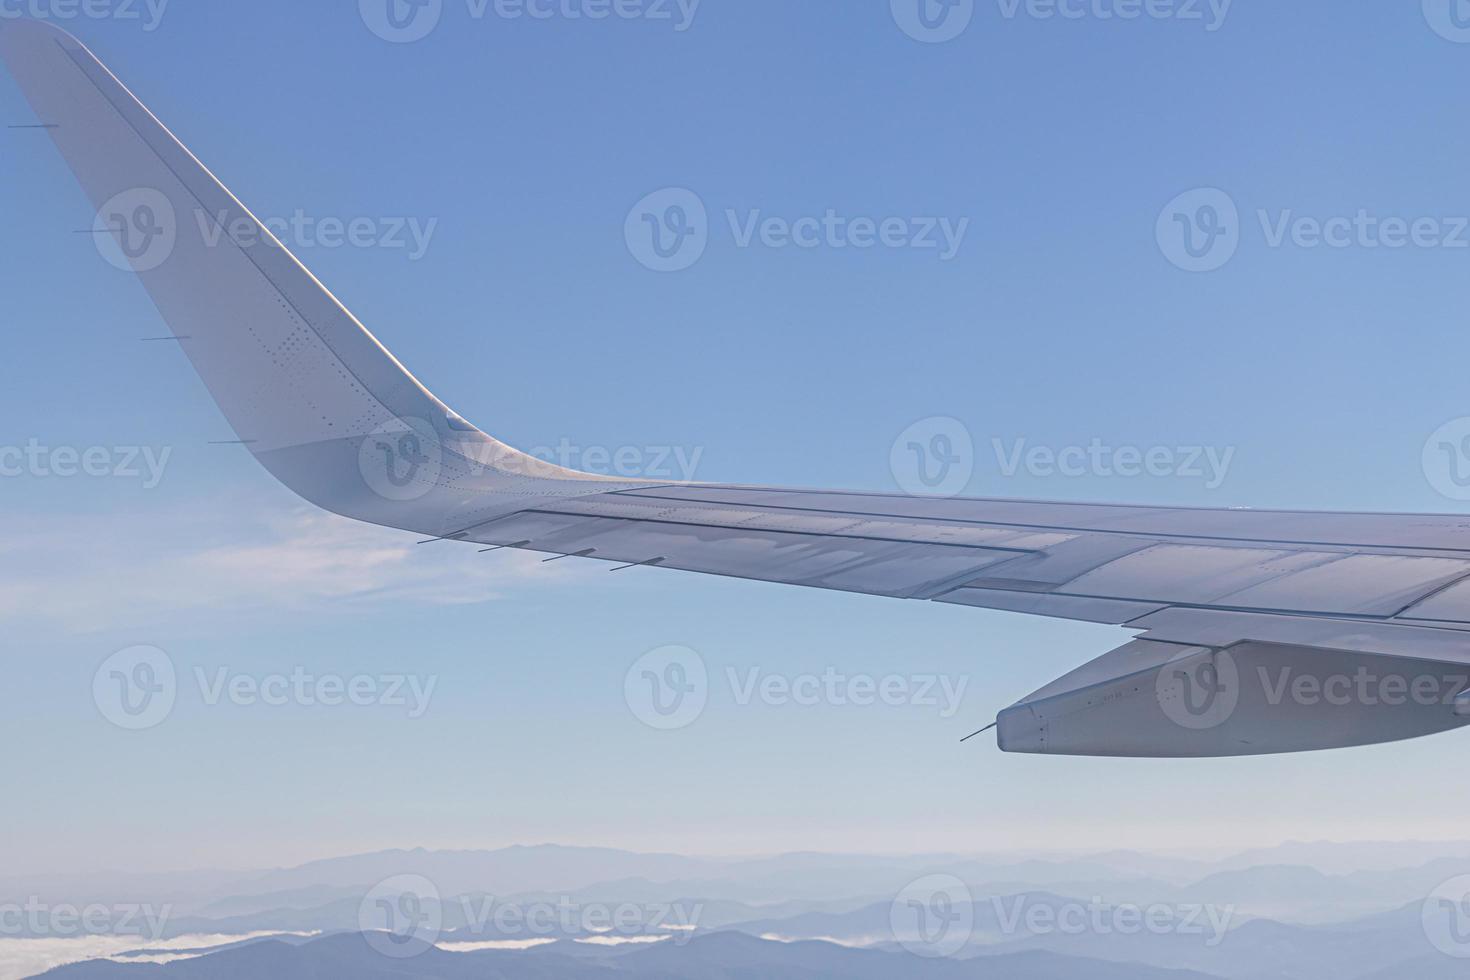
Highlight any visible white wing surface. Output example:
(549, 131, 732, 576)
(7, 19, 1470, 757)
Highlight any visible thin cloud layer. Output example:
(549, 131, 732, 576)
(0, 501, 577, 632)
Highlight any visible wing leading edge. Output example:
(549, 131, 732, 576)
(5, 19, 1469, 757)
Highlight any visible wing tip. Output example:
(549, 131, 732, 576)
(0, 16, 86, 49)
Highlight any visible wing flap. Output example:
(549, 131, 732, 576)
(934, 589, 1165, 626)
(470, 512, 1017, 598)
(1130, 607, 1470, 665)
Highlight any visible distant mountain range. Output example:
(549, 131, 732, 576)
(12, 840, 1470, 924)
(34, 932, 1223, 980)
(8, 841, 1470, 979)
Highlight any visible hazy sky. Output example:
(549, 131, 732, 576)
(5, 0, 1470, 876)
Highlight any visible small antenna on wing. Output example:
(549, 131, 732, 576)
(480, 541, 532, 554)
(543, 548, 597, 563)
(610, 557, 667, 572)
(960, 722, 997, 744)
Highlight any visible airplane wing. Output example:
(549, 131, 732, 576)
(6, 18, 1470, 757)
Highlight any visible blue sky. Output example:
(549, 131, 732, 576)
(5, 0, 1470, 876)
